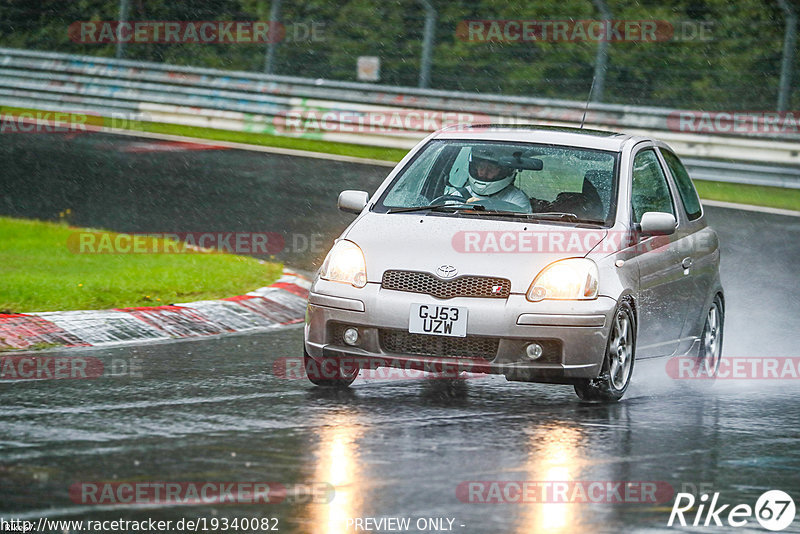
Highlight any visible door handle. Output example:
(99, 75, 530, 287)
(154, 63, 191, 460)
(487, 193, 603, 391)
(681, 257, 693, 269)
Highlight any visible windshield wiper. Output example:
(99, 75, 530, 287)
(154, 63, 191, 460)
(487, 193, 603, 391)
(529, 211, 581, 221)
(387, 203, 486, 214)
(452, 208, 533, 218)
(459, 209, 605, 225)
(531, 212, 606, 225)
(386, 205, 603, 224)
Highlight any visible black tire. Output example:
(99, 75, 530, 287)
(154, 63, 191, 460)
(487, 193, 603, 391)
(698, 294, 724, 379)
(672, 294, 725, 388)
(574, 299, 636, 402)
(303, 348, 358, 387)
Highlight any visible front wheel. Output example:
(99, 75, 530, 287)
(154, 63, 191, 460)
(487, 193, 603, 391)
(303, 348, 358, 387)
(574, 300, 636, 402)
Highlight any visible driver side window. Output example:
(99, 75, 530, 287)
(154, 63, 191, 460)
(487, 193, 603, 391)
(631, 149, 675, 224)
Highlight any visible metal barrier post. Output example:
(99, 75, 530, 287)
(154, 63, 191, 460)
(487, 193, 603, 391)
(115, 0, 129, 59)
(264, 0, 282, 74)
(591, 0, 610, 103)
(418, 0, 437, 89)
(777, 0, 797, 112)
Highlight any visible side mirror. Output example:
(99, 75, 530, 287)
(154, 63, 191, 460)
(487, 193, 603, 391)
(338, 190, 369, 214)
(639, 212, 677, 236)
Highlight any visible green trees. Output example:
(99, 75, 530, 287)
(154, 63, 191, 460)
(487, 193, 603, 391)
(0, 0, 795, 109)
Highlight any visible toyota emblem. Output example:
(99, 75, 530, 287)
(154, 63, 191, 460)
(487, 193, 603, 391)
(436, 265, 458, 279)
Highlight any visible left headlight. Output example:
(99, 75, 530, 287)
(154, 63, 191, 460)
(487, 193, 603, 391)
(319, 240, 367, 288)
(527, 258, 598, 301)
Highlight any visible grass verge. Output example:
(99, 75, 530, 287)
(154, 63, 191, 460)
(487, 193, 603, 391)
(693, 180, 800, 212)
(2, 105, 799, 211)
(0, 217, 283, 313)
(138, 120, 411, 162)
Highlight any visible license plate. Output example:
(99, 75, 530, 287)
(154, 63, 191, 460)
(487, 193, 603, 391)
(408, 304, 468, 337)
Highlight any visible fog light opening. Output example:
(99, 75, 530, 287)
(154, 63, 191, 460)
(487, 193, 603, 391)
(343, 327, 360, 346)
(526, 343, 543, 360)
(529, 286, 547, 301)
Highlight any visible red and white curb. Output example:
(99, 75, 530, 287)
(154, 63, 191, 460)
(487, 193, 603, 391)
(0, 269, 309, 351)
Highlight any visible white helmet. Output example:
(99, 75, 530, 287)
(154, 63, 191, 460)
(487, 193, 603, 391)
(468, 147, 515, 196)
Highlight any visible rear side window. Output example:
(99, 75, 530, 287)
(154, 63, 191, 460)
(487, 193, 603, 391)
(631, 149, 675, 223)
(661, 149, 702, 220)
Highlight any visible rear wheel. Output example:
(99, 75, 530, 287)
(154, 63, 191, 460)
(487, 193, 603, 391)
(699, 295, 724, 378)
(574, 300, 636, 402)
(303, 348, 358, 387)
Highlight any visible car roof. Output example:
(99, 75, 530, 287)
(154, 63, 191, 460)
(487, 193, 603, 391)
(432, 124, 642, 151)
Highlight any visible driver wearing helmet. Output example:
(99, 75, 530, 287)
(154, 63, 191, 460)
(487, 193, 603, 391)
(461, 147, 532, 212)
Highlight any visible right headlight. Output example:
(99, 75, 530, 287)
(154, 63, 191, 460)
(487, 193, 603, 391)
(319, 240, 367, 288)
(527, 258, 599, 301)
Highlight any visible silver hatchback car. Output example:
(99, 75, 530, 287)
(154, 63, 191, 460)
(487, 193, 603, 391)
(303, 125, 724, 401)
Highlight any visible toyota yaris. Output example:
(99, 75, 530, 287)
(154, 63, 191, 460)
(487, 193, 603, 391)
(303, 125, 724, 401)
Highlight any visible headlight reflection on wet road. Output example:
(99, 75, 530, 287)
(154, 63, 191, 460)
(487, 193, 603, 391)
(312, 411, 364, 534)
(519, 423, 584, 533)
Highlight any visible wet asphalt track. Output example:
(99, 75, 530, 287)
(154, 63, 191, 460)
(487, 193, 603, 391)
(1, 133, 800, 533)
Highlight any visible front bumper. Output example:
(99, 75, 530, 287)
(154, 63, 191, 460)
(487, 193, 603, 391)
(304, 278, 618, 383)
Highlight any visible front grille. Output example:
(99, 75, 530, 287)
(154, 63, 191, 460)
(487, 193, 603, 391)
(381, 270, 511, 299)
(379, 329, 499, 360)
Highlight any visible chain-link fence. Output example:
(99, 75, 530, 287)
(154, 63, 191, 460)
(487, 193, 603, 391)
(0, 0, 797, 111)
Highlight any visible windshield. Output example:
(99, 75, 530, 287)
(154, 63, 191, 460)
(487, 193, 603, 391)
(375, 139, 619, 224)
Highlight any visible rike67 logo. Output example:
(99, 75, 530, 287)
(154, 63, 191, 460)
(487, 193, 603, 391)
(669, 490, 796, 531)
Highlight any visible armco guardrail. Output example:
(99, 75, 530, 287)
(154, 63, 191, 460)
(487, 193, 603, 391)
(1, 47, 799, 188)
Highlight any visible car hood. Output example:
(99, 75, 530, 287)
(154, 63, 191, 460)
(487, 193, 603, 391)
(343, 212, 608, 294)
